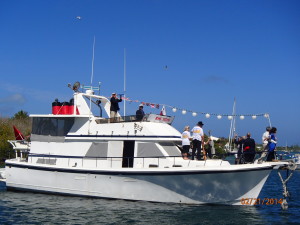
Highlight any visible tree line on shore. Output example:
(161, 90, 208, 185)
(0, 111, 31, 165)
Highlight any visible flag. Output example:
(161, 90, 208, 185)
(160, 105, 166, 116)
(13, 125, 25, 140)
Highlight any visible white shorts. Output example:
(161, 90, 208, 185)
(110, 111, 117, 118)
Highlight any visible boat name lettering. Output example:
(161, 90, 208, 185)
(155, 116, 171, 122)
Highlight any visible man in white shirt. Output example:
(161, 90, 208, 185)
(262, 127, 271, 150)
(259, 126, 271, 161)
(191, 121, 205, 160)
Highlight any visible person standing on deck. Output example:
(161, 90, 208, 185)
(204, 136, 214, 159)
(260, 126, 271, 160)
(110, 93, 122, 122)
(262, 127, 271, 150)
(191, 121, 205, 160)
(234, 135, 244, 164)
(266, 127, 277, 161)
(209, 137, 216, 158)
(181, 126, 191, 160)
(243, 133, 256, 163)
(136, 104, 145, 121)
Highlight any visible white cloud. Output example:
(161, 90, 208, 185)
(0, 82, 68, 102)
(0, 94, 26, 104)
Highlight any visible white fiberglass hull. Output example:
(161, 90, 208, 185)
(5, 162, 272, 205)
(0, 168, 5, 188)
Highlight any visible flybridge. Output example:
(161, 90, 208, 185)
(46, 81, 176, 124)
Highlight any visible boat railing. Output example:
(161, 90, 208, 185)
(95, 114, 175, 125)
(28, 153, 213, 168)
(7, 140, 30, 161)
(8, 140, 30, 149)
(95, 115, 142, 124)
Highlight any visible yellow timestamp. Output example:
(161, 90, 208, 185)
(241, 198, 283, 205)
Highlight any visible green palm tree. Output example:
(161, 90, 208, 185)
(12, 110, 29, 120)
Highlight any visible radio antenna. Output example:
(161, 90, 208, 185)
(123, 48, 126, 117)
(88, 36, 96, 134)
(91, 36, 96, 86)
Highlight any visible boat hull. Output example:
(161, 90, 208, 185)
(5, 162, 272, 205)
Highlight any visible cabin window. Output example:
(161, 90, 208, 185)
(36, 158, 57, 165)
(159, 142, 181, 156)
(85, 142, 108, 159)
(32, 117, 75, 136)
(136, 142, 165, 158)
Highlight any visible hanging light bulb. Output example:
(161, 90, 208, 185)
(182, 109, 187, 115)
(217, 115, 222, 119)
(252, 115, 257, 120)
(205, 113, 210, 118)
(172, 108, 177, 113)
(228, 115, 233, 120)
(240, 115, 245, 120)
(192, 112, 197, 117)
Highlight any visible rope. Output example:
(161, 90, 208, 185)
(277, 161, 297, 210)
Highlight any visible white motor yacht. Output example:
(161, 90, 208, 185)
(2, 84, 293, 205)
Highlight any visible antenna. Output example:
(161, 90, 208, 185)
(91, 36, 96, 86)
(88, 36, 96, 134)
(123, 48, 126, 117)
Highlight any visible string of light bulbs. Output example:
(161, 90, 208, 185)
(162, 104, 270, 120)
(117, 96, 270, 120)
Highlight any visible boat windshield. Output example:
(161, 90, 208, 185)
(32, 117, 75, 136)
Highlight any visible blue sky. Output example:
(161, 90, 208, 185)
(0, 0, 299, 146)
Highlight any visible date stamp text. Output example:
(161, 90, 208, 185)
(240, 198, 283, 205)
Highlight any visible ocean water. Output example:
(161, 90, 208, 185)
(0, 170, 299, 225)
